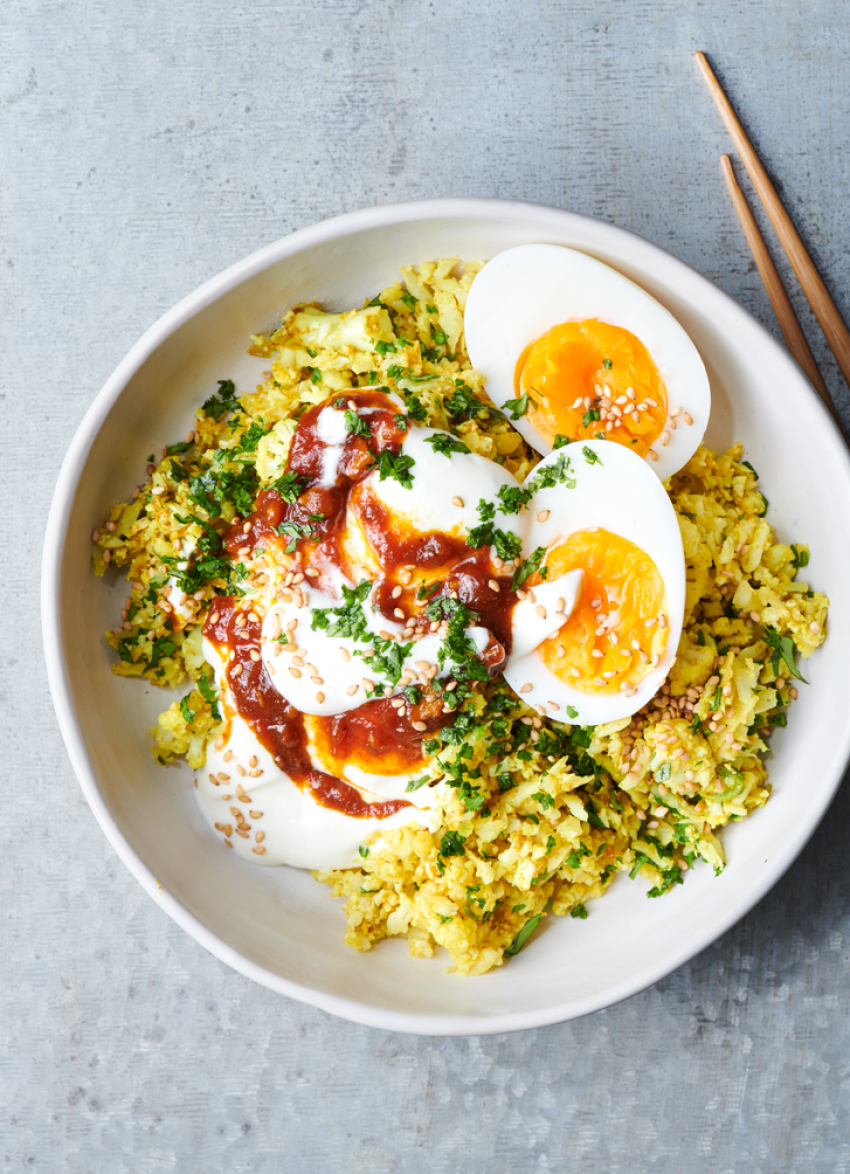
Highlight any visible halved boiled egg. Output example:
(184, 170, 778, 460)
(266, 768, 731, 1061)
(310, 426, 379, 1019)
(198, 637, 443, 869)
(464, 244, 710, 481)
(503, 439, 685, 724)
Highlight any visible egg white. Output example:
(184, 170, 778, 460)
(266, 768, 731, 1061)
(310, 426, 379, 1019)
(197, 637, 443, 870)
(464, 243, 710, 481)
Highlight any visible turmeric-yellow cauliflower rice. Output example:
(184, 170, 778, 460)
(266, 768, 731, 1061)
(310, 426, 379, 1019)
(93, 258, 828, 976)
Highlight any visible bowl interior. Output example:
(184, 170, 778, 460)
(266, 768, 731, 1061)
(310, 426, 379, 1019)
(45, 200, 850, 1033)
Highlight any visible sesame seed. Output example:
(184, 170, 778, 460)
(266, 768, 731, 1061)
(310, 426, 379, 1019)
(252, 846, 266, 855)
(789, 687, 798, 700)
(362, 678, 374, 690)
(304, 567, 320, 578)
(591, 649, 604, 659)
(556, 645, 566, 658)
(394, 608, 405, 619)
(249, 650, 260, 662)
(346, 684, 359, 696)
(648, 449, 659, 462)
(452, 496, 464, 507)
(315, 691, 325, 702)
(684, 412, 693, 425)
(571, 667, 581, 678)
(411, 720, 427, 732)
(535, 605, 547, 619)
(289, 667, 302, 678)
(810, 621, 820, 633)
(647, 820, 659, 829)
(536, 509, 550, 523)
(519, 683, 533, 693)
(249, 810, 263, 819)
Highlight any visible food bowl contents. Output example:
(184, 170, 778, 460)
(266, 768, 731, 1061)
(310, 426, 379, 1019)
(464, 244, 711, 480)
(92, 250, 828, 975)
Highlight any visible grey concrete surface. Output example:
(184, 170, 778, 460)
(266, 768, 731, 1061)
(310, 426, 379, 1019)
(4, 0, 850, 1169)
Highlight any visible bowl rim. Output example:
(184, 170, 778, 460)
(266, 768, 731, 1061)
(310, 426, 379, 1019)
(41, 196, 850, 1035)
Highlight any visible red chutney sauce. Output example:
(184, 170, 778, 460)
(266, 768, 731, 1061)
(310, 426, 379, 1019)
(203, 598, 413, 820)
(208, 389, 525, 816)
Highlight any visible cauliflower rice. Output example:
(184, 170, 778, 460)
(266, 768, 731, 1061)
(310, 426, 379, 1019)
(93, 258, 829, 975)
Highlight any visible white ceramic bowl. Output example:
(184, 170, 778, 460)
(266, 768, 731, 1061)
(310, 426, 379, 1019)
(43, 198, 850, 1035)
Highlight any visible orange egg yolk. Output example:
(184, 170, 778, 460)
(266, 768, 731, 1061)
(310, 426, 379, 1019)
(531, 529, 668, 695)
(515, 320, 668, 458)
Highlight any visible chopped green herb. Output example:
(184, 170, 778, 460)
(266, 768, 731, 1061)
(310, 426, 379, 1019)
(270, 472, 309, 504)
(582, 445, 602, 466)
(344, 409, 370, 437)
(763, 626, 807, 683)
(504, 913, 542, 957)
(439, 830, 466, 858)
(791, 545, 810, 570)
(512, 546, 547, 590)
(372, 449, 416, 489)
(504, 392, 537, 420)
(424, 434, 470, 458)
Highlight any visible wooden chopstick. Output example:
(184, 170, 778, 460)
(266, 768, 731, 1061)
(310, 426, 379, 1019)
(720, 154, 841, 423)
(696, 51, 850, 393)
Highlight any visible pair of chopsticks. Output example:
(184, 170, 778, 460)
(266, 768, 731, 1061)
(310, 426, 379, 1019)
(696, 51, 848, 429)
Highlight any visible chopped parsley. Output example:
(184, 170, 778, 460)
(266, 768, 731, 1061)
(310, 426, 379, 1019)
(504, 913, 542, 957)
(791, 545, 810, 570)
(512, 546, 547, 590)
(445, 380, 491, 422)
(276, 518, 321, 553)
(372, 449, 416, 489)
(439, 830, 466, 858)
(763, 626, 808, 683)
(197, 671, 221, 720)
(495, 484, 533, 515)
(402, 390, 428, 422)
(504, 391, 537, 420)
(582, 445, 603, 466)
(270, 472, 309, 504)
(528, 452, 576, 491)
(344, 409, 370, 437)
(424, 433, 470, 458)
(202, 379, 241, 421)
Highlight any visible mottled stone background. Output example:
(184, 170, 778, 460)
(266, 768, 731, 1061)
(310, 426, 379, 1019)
(4, 0, 850, 1169)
